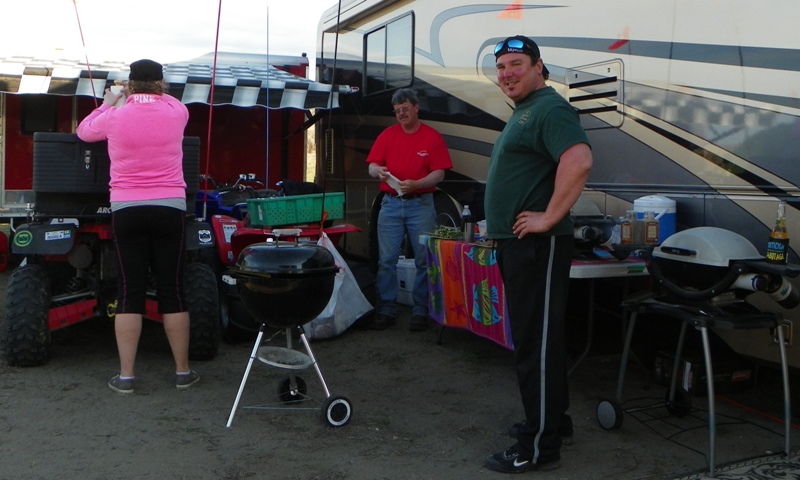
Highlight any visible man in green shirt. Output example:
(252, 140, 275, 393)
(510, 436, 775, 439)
(484, 35, 593, 474)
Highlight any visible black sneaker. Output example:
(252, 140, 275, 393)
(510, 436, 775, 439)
(485, 444, 560, 474)
(508, 414, 574, 446)
(409, 315, 429, 332)
(371, 314, 396, 330)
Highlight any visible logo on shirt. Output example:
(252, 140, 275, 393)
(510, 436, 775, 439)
(417, 150, 430, 157)
(518, 111, 530, 125)
(132, 94, 159, 104)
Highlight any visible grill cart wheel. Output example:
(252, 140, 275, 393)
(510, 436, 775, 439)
(277, 375, 308, 404)
(321, 394, 353, 428)
(596, 398, 623, 430)
(3, 265, 52, 366)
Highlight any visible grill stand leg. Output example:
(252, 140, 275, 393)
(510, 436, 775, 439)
(226, 324, 267, 428)
(699, 321, 790, 477)
(297, 326, 332, 399)
(777, 325, 791, 457)
(615, 311, 638, 401)
(667, 322, 689, 405)
(699, 326, 717, 477)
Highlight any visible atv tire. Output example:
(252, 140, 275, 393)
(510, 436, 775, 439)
(3, 265, 52, 366)
(185, 262, 220, 361)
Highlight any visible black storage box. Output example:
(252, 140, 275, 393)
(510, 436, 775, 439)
(653, 350, 756, 397)
(32, 132, 199, 216)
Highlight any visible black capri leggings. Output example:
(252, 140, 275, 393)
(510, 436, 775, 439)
(111, 206, 187, 315)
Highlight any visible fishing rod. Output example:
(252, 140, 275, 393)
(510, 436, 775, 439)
(200, 0, 224, 221)
(71, 0, 98, 109)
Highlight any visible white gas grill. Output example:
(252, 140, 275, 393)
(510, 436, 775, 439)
(596, 227, 799, 477)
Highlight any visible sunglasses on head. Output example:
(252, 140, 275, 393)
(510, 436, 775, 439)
(495, 38, 542, 61)
(494, 38, 527, 54)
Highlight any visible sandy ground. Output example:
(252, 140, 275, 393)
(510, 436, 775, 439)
(0, 269, 793, 480)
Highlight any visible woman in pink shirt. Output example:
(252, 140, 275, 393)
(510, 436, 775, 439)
(77, 59, 198, 394)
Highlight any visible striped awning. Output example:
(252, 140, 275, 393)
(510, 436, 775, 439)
(0, 54, 356, 109)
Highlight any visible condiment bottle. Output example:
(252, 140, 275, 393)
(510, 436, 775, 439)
(632, 210, 645, 245)
(620, 211, 633, 244)
(766, 201, 789, 264)
(644, 210, 660, 245)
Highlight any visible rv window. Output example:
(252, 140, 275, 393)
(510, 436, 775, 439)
(366, 28, 387, 92)
(364, 13, 413, 95)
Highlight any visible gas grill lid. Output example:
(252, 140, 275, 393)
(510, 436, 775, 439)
(653, 227, 763, 268)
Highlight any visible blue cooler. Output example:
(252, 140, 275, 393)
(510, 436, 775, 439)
(634, 195, 676, 243)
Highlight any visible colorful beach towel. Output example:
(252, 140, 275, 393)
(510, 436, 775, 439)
(426, 237, 513, 350)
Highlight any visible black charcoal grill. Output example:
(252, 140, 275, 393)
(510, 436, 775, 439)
(233, 239, 339, 327)
(226, 235, 353, 428)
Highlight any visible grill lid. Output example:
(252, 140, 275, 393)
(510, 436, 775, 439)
(653, 227, 763, 267)
(233, 240, 339, 278)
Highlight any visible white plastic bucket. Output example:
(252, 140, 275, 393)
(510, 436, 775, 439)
(634, 195, 676, 243)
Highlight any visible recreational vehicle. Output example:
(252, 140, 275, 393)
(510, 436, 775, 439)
(314, 0, 800, 366)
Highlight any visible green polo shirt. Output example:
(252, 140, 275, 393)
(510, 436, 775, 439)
(484, 86, 590, 238)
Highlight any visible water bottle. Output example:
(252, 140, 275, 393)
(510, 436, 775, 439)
(461, 205, 475, 243)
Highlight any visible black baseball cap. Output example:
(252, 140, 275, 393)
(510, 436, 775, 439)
(494, 35, 550, 76)
(129, 59, 164, 82)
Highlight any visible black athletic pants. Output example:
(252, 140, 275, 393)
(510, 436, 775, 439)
(111, 206, 187, 315)
(495, 234, 573, 463)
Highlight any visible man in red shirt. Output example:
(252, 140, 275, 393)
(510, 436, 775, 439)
(366, 89, 452, 331)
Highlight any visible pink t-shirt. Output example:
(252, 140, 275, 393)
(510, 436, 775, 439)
(366, 123, 452, 195)
(77, 93, 189, 202)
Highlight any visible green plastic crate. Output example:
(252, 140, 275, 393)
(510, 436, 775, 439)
(247, 192, 345, 227)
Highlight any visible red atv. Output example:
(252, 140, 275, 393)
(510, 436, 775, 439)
(2, 133, 220, 366)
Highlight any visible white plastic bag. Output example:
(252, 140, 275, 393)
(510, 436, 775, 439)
(303, 233, 374, 340)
